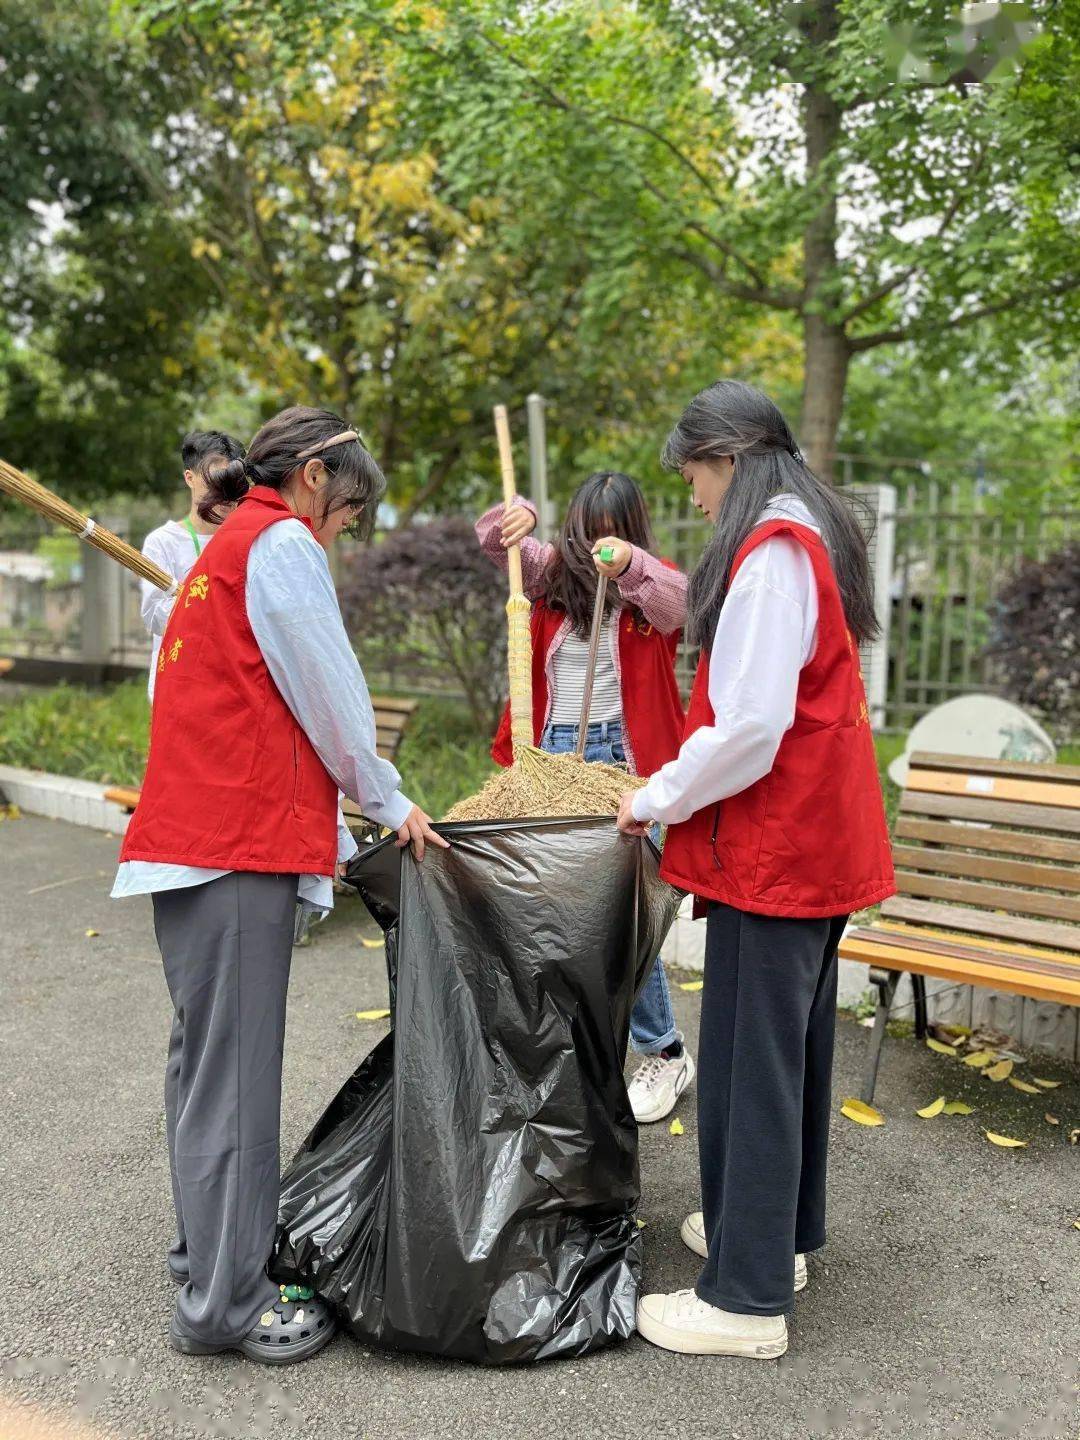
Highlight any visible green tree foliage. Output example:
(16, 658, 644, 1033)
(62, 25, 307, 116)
(160, 0, 1078, 478)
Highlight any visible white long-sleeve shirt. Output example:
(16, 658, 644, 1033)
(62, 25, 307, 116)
(113, 517, 413, 914)
(632, 495, 821, 827)
(140, 520, 207, 700)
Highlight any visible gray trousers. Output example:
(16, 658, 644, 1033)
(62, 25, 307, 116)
(154, 871, 297, 1345)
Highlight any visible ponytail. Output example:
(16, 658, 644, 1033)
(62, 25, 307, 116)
(198, 405, 386, 538)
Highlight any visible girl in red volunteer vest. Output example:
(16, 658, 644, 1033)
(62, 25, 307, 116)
(476, 473, 694, 1123)
(113, 406, 446, 1365)
(617, 381, 895, 1360)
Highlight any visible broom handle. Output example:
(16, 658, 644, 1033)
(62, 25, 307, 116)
(575, 573, 608, 758)
(0, 458, 176, 593)
(493, 405, 524, 600)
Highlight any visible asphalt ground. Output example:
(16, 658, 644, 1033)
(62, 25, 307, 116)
(1, 814, 1077, 1440)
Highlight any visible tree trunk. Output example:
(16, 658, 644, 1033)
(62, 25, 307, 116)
(802, 312, 849, 481)
(799, 1, 847, 482)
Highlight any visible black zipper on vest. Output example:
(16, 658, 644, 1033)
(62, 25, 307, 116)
(710, 804, 722, 870)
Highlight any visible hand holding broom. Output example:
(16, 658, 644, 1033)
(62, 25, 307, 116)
(0, 458, 177, 594)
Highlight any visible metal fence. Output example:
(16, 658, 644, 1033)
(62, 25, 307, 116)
(1, 470, 1076, 734)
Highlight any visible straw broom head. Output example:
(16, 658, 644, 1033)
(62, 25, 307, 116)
(0, 457, 176, 592)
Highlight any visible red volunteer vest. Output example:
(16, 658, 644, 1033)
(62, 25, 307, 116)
(491, 583, 686, 778)
(660, 520, 895, 919)
(120, 487, 338, 874)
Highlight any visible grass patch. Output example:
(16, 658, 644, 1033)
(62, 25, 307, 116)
(0, 680, 495, 815)
(1, 679, 1073, 821)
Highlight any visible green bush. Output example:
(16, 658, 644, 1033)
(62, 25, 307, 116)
(0, 680, 151, 786)
(0, 681, 495, 815)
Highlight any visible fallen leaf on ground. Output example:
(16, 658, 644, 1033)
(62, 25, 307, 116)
(943, 1101, 975, 1115)
(1045, 1114, 1059, 1125)
(1072, 1219, 1080, 1231)
(1008, 1078, 1041, 1094)
(934, 1023, 972, 1040)
(85, 928, 99, 938)
(1070, 1129, 1079, 1145)
(917, 1096, 946, 1118)
(925, 1038, 957, 1056)
(669, 1117, 685, 1136)
(678, 979, 704, 992)
(360, 938, 384, 949)
(985, 1059, 1014, 1082)
(963, 1050, 996, 1068)
(354, 1008, 391, 1022)
(985, 1131, 1027, 1148)
(636, 1218, 647, 1229)
(840, 1097, 885, 1127)
(1032, 1078, 1061, 1089)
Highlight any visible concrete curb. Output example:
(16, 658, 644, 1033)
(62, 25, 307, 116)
(0, 763, 131, 835)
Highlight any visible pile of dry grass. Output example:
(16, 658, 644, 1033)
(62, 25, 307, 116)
(443, 747, 646, 823)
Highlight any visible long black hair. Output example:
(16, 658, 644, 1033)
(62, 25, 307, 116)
(545, 471, 657, 637)
(662, 380, 879, 650)
(199, 405, 386, 540)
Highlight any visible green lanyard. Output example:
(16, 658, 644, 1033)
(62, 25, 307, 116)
(182, 517, 202, 557)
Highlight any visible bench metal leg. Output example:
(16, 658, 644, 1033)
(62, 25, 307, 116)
(911, 972, 928, 1040)
(861, 967, 901, 1105)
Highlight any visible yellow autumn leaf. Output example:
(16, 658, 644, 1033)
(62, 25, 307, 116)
(678, 980, 704, 992)
(985, 1059, 1014, 1082)
(360, 938, 384, 949)
(943, 1101, 975, 1115)
(840, 1097, 885, 1127)
(85, 928, 99, 938)
(1072, 1219, 1080, 1231)
(636, 1218, 647, 1229)
(1045, 1113, 1059, 1125)
(985, 1131, 1027, 1148)
(1032, 1078, 1061, 1089)
(963, 1050, 996, 1067)
(354, 1008, 391, 1021)
(669, 1117, 685, 1136)
(916, 1096, 946, 1118)
(938, 1024, 972, 1038)
(925, 1038, 957, 1056)
(1008, 1078, 1041, 1094)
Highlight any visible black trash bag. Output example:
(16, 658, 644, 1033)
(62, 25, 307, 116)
(272, 816, 680, 1365)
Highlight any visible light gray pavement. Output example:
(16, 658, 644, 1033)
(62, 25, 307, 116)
(0, 814, 1077, 1440)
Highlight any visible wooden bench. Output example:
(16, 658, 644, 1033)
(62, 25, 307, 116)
(105, 696, 419, 832)
(839, 751, 1080, 1102)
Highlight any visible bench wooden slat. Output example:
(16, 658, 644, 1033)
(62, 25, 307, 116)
(875, 919, 1073, 963)
(847, 925, 1080, 980)
(900, 790, 1080, 835)
(907, 766, 1080, 811)
(880, 895, 1080, 953)
(839, 931, 1080, 1006)
(893, 868, 1080, 922)
(104, 786, 142, 811)
(910, 751, 1080, 784)
(893, 816, 1080, 864)
(891, 843, 1080, 893)
(372, 699, 419, 717)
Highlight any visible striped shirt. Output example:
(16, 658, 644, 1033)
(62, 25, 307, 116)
(549, 612, 622, 725)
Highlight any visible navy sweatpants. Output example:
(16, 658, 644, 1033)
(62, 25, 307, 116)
(695, 901, 847, 1317)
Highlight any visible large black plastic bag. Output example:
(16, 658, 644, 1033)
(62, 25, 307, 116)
(272, 816, 680, 1364)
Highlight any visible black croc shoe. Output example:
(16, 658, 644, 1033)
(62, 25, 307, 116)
(170, 1285, 336, 1366)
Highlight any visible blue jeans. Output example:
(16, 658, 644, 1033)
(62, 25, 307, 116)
(540, 720, 680, 1055)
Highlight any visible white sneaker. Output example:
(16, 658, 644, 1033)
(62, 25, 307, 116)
(628, 1049, 696, 1124)
(680, 1212, 808, 1293)
(636, 1289, 787, 1358)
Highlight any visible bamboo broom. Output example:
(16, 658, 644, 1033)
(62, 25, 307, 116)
(442, 409, 646, 823)
(0, 458, 177, 594)
(493, 403, 534, 759)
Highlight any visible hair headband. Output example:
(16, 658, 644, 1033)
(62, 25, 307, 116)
(296, 429, 362, 460)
